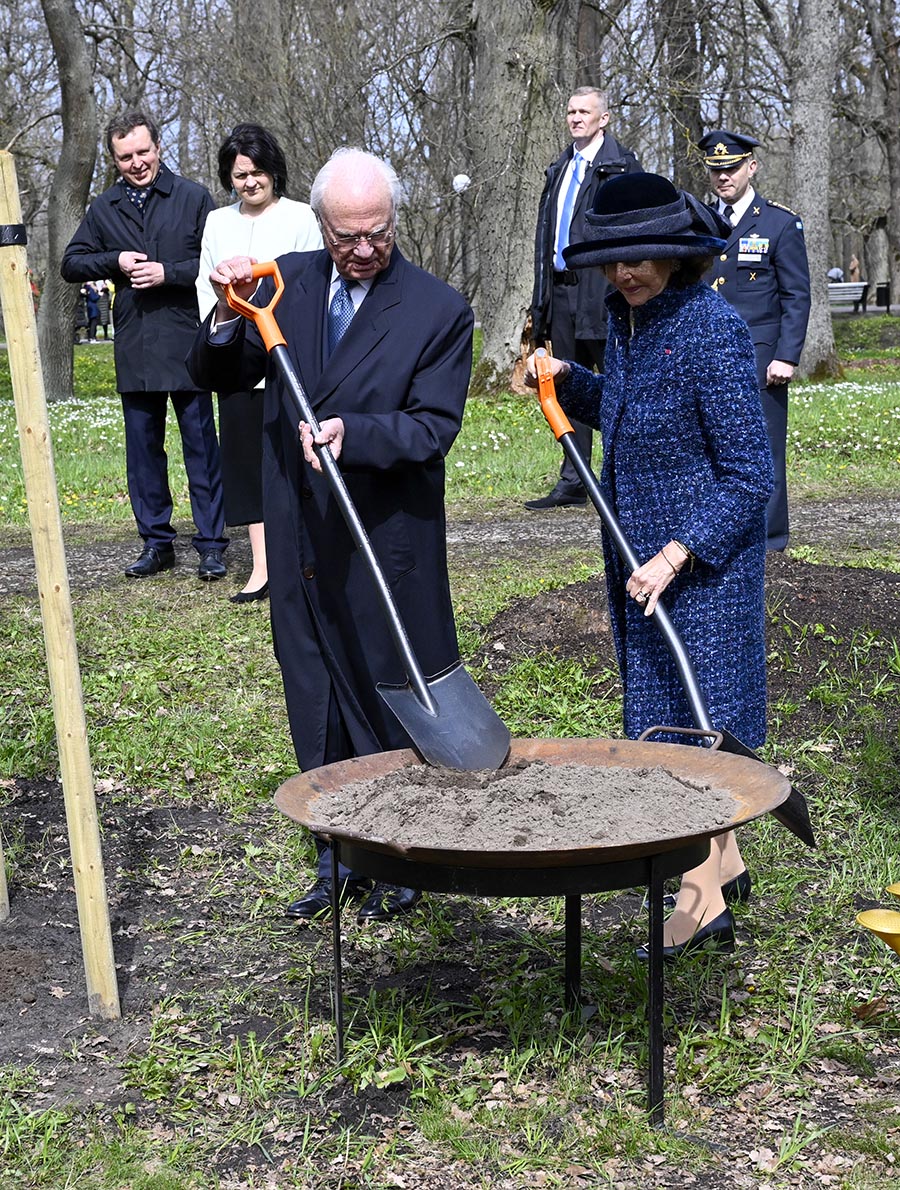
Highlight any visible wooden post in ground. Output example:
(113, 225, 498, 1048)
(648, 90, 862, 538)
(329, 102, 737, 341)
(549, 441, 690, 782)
(0, 799, 7, 921)
(0, 150, 120, 1017)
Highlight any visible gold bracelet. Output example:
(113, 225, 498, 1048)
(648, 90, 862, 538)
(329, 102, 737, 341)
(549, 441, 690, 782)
(660, 548, 678, 575)
(671, 539, 695, 572)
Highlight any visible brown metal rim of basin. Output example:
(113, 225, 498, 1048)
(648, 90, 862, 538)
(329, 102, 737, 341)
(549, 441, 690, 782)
(274, 737, 791, 871)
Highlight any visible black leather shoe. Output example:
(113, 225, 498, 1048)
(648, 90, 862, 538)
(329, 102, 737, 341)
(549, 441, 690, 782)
(722, 869, 752, 904)
(357, 883, 421, 922)
(198, 549, 227, 581)
(635, 908, 735, 963)
(284, 877, 372, 920)
(124, 546, 175, 577)
(524, 484, 587, 510)
(230, 582, 268, 604)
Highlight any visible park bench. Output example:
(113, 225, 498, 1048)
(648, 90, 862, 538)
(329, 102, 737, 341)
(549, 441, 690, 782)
(828, 280, 869, 313)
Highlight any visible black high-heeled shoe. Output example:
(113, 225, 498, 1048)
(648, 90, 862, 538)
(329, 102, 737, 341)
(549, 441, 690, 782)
(635, 907, 735, 963)
(721, 869, 752, 904)
(643, 869, 752, 914)
(230, 582, 269, 604)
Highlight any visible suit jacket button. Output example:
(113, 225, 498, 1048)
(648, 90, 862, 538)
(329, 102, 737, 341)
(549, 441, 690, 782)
(301, 486, 312, 498)
(303, 565, 316, 580)
(720, 254, 727, 261)
(718, 277, 727, 285)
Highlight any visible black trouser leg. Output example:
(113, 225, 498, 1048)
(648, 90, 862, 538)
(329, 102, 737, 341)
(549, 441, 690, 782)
(548, 281, 604, 491)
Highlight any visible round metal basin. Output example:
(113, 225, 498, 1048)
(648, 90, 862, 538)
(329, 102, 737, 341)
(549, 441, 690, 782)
(275, 737, 791, 873)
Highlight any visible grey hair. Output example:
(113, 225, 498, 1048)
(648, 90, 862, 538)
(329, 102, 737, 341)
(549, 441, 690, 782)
(569, 86, 609, 112)
(310, 147, 406, 223)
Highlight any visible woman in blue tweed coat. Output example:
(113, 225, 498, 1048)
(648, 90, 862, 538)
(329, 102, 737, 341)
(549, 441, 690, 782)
(527, 173, 773, 959)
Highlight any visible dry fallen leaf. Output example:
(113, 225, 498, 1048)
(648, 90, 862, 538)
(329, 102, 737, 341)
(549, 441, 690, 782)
(749, 1146, 779, 1171)
(851, 996, 890, 1023)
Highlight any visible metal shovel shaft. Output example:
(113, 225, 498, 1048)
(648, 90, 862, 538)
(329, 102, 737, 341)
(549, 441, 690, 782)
(269, 343, 438, 717)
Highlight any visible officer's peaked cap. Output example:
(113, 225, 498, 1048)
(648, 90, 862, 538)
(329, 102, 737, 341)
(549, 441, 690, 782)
(699, 130, 760, 169)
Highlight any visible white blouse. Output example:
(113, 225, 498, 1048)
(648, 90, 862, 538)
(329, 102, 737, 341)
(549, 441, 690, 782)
(196, 196, 322, 320)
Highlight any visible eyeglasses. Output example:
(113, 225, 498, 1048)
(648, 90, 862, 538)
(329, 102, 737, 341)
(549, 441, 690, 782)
(324, 223, 395, 250)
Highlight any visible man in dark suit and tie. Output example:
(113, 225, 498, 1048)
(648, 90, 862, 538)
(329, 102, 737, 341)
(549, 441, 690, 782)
(526, 87, 640, 509)
(698, 129, 811, 550)
(189, 148, 474, 922)
(62, 111, 228, 580)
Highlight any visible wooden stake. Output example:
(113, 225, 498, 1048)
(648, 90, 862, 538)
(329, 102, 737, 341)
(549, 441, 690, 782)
(0, 151, 120, 1017)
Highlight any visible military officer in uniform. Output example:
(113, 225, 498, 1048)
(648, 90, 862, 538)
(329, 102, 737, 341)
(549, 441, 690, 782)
(698, 129, 810, 551)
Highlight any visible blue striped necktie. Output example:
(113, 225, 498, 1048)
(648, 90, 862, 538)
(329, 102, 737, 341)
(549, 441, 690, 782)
(328, 279, 356, 353)
(555, 152, 583, 270)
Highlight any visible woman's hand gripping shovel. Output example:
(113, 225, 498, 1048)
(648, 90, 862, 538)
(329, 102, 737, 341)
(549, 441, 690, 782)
(533, 350, 814, 847)
(225, 261, 510, 771)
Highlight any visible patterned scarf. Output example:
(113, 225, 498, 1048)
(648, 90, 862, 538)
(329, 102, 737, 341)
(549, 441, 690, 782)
(119, 162, 165, 211)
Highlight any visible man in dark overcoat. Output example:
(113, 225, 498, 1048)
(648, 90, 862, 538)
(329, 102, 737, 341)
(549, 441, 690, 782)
(525, 86, 640, 509)
(188, 148, 474, 923)
(62, 111, 228, 579)
(699, 129, 811, 551)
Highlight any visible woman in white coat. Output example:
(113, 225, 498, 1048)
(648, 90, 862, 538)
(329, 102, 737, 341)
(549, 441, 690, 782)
(197, 124, 321, 601)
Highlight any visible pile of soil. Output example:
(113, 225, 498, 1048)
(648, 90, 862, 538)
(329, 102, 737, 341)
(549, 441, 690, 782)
(317, 759, 736, 850)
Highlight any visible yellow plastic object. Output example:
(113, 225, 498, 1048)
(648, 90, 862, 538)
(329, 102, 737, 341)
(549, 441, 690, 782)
(857, 909, 900, 956)
(886, 883, 900, 898)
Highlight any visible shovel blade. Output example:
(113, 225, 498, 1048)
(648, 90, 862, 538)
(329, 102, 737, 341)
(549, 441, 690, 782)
(377, 662, 511, 770)
(718, 728, 816, 848)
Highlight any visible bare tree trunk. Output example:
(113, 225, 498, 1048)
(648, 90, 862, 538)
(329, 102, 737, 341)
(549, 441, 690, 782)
(791, 0, 840, 377)
(863, 0, 900, 307)
(468, 0, 577, 385)
(651, 0, 704, 184)
(37, 0, 97, 402)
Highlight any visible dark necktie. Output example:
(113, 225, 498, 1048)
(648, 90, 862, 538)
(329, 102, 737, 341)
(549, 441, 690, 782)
(554, 152, 583, 270)
(723, 204, 734, 225)
(328, 279, 356, 354)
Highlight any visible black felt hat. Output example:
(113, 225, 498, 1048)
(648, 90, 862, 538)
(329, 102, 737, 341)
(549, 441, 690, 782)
(698, 129, 761, 169)
(562, 173, 729, 268)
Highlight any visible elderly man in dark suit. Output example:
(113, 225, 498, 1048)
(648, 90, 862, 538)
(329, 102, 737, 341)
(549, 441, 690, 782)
(526, 86, 640, 509)
(189, 148, 474, 923)
(62, 111, 228, 579)
(699, 129, 811, 551)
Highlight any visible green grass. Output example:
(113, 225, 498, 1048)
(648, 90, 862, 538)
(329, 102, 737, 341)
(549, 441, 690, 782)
(2, 342, 900, 1185)
(831, 312, 900, 354)
(4, 340, 900, 531)
(788, 375, 900, 496)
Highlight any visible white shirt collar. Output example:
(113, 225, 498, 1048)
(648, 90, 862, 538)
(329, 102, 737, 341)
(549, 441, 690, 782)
(567, 132, 604, 173)
(722, 186, 756, 225)
(329, 267, 373, 311)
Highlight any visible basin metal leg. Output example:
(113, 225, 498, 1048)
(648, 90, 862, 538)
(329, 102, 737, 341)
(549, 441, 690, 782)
(564, 895, 582, 1009)
(647, 858, 665, 1127)
(329, 843, 345, 1061)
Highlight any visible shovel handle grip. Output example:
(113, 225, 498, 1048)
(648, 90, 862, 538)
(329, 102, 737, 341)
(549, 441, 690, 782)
(534, 349, 574, 440)
(224, 260, 286, 351)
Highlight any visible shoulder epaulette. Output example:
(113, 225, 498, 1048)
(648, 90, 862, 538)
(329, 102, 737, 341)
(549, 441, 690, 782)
(767, 199, 800, 217)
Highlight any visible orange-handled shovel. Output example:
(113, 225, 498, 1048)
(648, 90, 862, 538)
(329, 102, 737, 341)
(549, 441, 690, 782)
(225, 262, 510, 771)
(534, 350, 814, 847)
